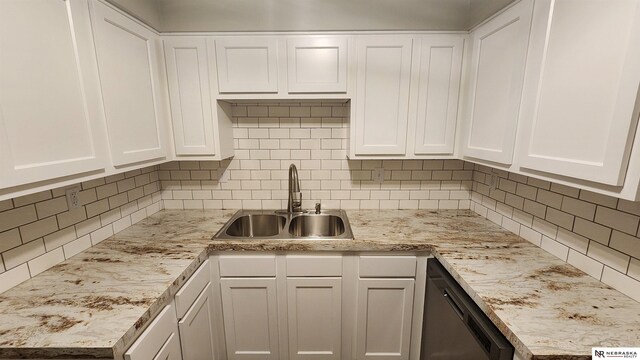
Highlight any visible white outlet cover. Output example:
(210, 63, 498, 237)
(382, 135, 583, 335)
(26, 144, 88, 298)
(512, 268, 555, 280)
(65, 186, 81, 209)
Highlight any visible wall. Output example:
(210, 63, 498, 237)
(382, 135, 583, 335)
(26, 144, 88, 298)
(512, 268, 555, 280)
(106, 0, 162, 30)
(156, 0, 515, 32)
(0, 166, 162, 294)
(160, 101, 474, 210)
(471, 165, 640, 302)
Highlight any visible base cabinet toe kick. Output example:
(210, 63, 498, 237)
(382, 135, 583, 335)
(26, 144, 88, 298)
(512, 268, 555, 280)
(124, 253, 525, 360)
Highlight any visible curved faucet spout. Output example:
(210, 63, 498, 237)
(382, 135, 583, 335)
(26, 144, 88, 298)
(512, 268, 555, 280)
(288, 164, 302, 213)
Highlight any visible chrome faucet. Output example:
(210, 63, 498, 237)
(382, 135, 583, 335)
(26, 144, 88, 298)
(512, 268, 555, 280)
(287, 164, 302, 213)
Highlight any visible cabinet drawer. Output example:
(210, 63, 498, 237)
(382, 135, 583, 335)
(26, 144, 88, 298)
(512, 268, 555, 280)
(359, 256, 417, 277)
(219, 255, 277, 277)
(175, 260, 210, 319)
(286, 255, 342, 277)
(125, 304, 180, 360)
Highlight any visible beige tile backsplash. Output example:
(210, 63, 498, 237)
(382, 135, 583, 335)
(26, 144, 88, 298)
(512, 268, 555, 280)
(160, 101, 474, 211)
(0, 101, 638, 303)
(0, 166, 163, 293)
(471, 164, 640, 301)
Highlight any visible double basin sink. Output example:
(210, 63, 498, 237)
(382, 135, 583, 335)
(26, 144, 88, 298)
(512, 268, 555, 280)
(213, 209, 354, 240)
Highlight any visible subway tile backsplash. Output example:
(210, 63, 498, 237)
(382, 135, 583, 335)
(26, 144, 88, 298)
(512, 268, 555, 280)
(0, 166, 163, 293)
(1, 101, 638, 303)
(471, 164, 640, 302)
(160, 101, 475, 211)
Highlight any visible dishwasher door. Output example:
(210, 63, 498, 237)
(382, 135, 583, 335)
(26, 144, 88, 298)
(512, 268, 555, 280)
(421, 259, 513, 360)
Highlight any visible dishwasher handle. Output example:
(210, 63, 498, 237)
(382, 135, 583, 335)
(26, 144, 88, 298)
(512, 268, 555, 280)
(443, 288, 464, 320)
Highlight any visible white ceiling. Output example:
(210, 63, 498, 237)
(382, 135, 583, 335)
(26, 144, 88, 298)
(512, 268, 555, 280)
(108, 0, 516, 32)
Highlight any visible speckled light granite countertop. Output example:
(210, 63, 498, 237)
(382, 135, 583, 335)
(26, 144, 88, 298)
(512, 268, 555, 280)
(0, 209, 638, 360)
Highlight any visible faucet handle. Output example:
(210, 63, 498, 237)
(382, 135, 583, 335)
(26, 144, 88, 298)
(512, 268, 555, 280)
(315, 203, 321, 214)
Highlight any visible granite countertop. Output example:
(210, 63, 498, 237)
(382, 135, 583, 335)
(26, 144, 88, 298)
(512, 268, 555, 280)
(0, 209, 639, 359)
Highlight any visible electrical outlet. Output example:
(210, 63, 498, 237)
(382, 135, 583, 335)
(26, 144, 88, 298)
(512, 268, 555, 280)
(65, 186, 81, 209)
(217, 168, 229, 183)
(372, 168, 384, 184)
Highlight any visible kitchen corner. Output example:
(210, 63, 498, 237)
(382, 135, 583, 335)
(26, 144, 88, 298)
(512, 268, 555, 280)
(0, 209, 638, 359)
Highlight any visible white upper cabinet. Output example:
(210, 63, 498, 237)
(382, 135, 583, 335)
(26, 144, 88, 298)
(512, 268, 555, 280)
(412, 35, 464, 155)
(164, 37, 216, 156)
(354, 36, 413, 156)
(287, 37, 348, 93)
(90, 1, 167, 166)
(215, 37, 279, 93)
(0, 0, 105, 189)
(462, 0, 534, 164)
(518, 0, 640, 186)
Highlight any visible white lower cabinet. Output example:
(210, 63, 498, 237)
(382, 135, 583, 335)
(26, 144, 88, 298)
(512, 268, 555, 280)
(220, 278, 280, 360)
(209, 253, 426, 360)
(174, 260, 217, 360)
(125, 304, 183, 360)
(178, 283, 217, 359)
(287, 278, 342, 359)
(355, 278, 415, 360)
(126, 260, 216, 360)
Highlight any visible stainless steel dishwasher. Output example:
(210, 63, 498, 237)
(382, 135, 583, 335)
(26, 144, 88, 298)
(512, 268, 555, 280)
(421, 259, 514, 360)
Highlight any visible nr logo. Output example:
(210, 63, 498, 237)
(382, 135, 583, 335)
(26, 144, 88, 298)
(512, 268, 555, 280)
(594, 350, 605, 358)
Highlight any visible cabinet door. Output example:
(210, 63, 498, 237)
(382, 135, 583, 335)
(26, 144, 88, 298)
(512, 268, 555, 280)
(90, 1, 167, 166)
(518, 0, 640, 185)
(215, 37, 279, 93)
(355, 279, 415, 360)
(354, 36, 413, 155)
(462, 0, 534, 164)
(0, 0, 105, 188)
(125, 304, 182, 360)
(164, 37, 216, 156)
(178, 283, 216, 360)
(287, 37, 348, 93)
(287, 278, 342, 360)
(413, 35, 464, 155)
(220, 278, 280, 360)
(154, 333, 183, 360)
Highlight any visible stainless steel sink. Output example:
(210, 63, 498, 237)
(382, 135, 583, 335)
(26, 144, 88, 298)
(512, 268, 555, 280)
(225, 214, 286, 237)
(213, 209, 353, 241)
(288, 214, 345, 237)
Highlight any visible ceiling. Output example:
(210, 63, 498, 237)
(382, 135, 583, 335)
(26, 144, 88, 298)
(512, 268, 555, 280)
(107, 0, 516, 32)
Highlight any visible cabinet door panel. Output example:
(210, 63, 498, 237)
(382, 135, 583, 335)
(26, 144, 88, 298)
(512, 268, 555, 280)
(356, 278, 414, 360)
(178, 283, 216, 360)
(91, 1, 166, 166)
(462, 0, 534, 164)
(287, 278, 341, 360)
(519, 0, 640, 185)
(0, 0, 104, 188)
(154, 333, 183, 360)
(354, 36, 412, 155)
(414, 35, 464, 155)
(220, 278, 279, 360)
(215, 38, 278, 93)
(164, 37, 216, 156)
(125, 304, 182, 360)
(287, 37, 348, 93)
